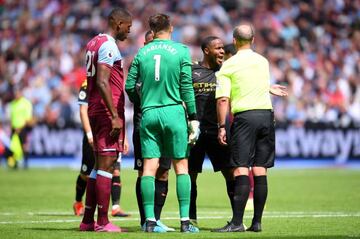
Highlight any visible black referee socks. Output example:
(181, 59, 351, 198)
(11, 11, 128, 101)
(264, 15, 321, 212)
(253, 175, 268, 223)
(232, 175, 250, 226)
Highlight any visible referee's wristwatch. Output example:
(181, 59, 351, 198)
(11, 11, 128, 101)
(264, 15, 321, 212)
(218, 123, 226, 129)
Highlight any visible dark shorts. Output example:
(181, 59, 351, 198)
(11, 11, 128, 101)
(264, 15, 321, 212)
(80, 134, 95, 175)
(132, 128, 171, 171)
(189, 131, 231, 173)
(89, 113, 125, 157)
(230, 110, 275, 168)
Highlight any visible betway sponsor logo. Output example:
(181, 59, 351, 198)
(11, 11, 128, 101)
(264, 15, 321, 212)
(29, 125, 82, 156)
(276, 126, 360, 162)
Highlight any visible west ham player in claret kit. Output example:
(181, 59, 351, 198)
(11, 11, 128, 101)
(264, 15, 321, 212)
(79, 8, 132, 233)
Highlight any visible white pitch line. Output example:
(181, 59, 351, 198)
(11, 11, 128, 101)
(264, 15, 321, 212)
(1, 212, 360, 225)
(0, 211, 358, 216)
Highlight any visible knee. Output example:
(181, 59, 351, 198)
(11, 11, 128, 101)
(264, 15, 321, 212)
(173, 160, 188, 175)
(113, 168, 120, 176)
(252, 166, 267, 176)
(97, 155, 117, 172)
(233, 167, 249, 177)
(156, 168, 169, 180)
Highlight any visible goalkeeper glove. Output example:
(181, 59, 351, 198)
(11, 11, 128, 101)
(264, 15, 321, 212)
(188, 120, 200, 145)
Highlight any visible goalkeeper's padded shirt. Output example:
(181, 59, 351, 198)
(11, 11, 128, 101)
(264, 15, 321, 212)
(126, 39, 196, 117)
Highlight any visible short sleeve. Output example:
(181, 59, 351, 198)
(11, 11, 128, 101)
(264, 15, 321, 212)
(215, 63, 231, 99)
(77, 81, 88, 105)
(98, 41, 120, 67)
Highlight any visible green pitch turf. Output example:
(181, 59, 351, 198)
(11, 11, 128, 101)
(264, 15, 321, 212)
(0, 167, 359, 238)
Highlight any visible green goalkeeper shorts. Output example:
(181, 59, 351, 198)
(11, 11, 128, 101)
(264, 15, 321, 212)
(140, 104, 188, 159)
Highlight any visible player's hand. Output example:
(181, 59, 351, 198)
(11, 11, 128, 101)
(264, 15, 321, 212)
(110, 115, 122, 138)
(123, 136, 129, 155)
(270, 84, 288, 97)
(86, 131, 94, 148)
(218, 128, 227, 146)
(88, 137, 94, 148)
(188, 120, 200, 146)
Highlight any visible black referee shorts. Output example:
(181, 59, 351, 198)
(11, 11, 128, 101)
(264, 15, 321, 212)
(189, 131, 231, 173)
(230, 110, 275, 168)
(80, 134, 95, 175)
(132, 128, 171, 171)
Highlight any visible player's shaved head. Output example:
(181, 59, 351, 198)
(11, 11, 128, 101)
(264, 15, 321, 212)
(233, 24, 254, 46)
(108, 8, 131, 28)
(201, 36, 220, 53)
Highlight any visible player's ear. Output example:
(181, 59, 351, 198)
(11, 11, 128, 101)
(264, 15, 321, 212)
(117, 20, 123, 30)
(204, 47, 210, 55)
(170, 25, 174, 33)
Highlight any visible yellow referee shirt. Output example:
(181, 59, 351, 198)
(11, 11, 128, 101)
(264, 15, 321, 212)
(9, 97, 32, 129)
(215, 49, 272, 114)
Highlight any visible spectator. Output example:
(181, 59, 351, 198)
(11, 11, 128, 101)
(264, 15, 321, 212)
(0, 0, 359, 128)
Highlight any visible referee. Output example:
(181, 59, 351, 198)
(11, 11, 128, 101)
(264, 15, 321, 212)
(215, 23, 275, 233)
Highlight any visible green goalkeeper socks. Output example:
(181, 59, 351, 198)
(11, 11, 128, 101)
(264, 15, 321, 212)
(176, 174, 191, 219)
(141, 174, 191, 220)
(141, 176, 155, 220)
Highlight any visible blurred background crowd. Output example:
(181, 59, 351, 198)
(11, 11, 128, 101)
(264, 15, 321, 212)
(1, 0, 359, 129)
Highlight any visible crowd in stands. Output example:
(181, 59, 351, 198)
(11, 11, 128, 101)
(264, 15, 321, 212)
(1, 0, 359, 129)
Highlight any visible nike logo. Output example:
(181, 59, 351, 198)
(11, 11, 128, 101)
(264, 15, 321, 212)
(194, 72, 201, 77)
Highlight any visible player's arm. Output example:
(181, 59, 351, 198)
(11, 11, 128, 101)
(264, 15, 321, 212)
(96, 64, 122, 137)
(96, 64, 117, 118)
(125, 56, 140, 105)
(179, 47, 197, 120)
(179, 47, 200, 145)
(78, 81, 93, 146)
(215, 64, 231, 146)
(79, 104, 93, 147)
(122, 129, 129, 155)
(97, 41, 122, 138)
(216, 97, 229, 146)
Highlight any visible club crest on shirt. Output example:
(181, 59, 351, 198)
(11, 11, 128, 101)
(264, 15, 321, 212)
(82, 164, 87, 172)
(79, 90, 86, 100)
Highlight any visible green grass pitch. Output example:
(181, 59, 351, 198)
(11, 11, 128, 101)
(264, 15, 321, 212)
(0, 166, 359, 238)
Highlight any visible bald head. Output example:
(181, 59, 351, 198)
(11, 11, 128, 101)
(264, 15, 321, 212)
(233, 24, 254, 47)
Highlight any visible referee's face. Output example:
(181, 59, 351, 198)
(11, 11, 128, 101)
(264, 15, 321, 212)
(207, 39, 224, 66)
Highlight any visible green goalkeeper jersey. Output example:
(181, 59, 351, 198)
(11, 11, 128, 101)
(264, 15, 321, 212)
(126, 39, 196, 118)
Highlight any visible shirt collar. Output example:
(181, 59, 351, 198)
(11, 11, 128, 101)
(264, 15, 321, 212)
(236, 48, 253, 54)
(99, 33, 115, 42)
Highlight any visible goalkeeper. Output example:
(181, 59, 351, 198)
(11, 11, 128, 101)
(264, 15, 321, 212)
(126, 13, 199, 233)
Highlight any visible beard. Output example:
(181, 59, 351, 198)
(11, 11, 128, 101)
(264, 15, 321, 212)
(116, 32, 126, 41)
